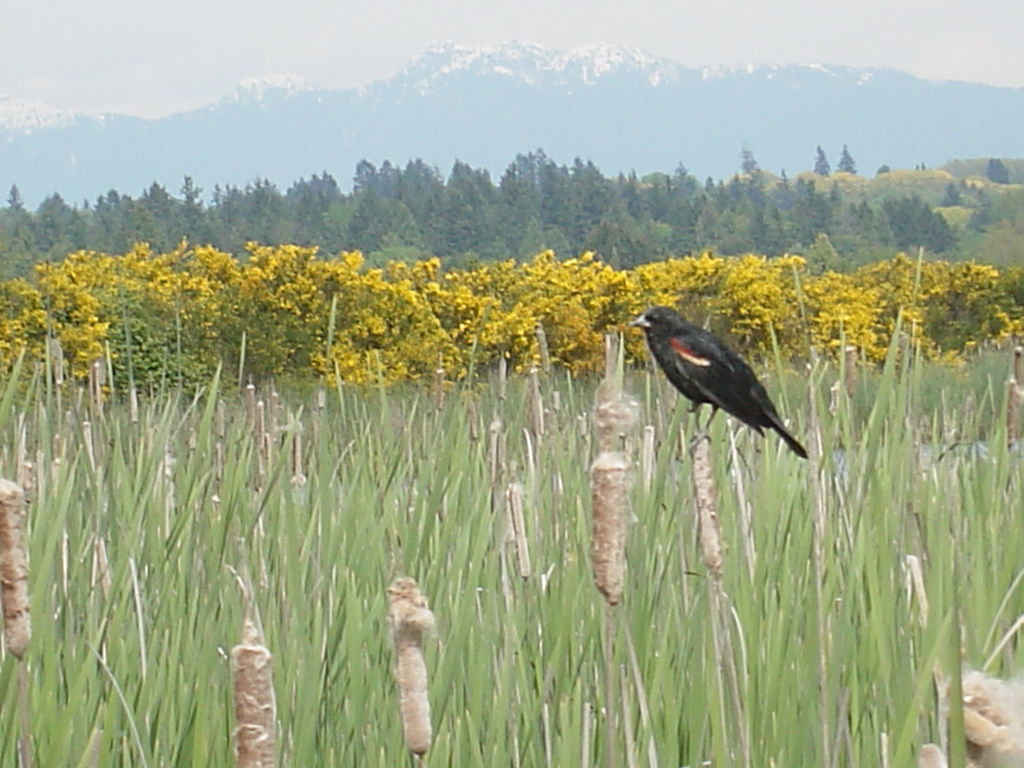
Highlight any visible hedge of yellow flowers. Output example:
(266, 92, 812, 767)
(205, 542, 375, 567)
(2, 244, 1022, 386)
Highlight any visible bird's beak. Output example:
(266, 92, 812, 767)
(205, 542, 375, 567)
(628, 314, 650, 329)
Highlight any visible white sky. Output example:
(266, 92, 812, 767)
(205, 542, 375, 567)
(4, 0, 1022, 118)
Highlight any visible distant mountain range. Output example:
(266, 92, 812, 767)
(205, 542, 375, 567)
(2, 42, 1023, 206)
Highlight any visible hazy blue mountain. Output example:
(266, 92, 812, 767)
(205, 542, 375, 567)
(2, 42, 1023, 206)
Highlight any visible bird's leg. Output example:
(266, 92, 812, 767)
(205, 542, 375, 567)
(688, 405, 719, 452)
(701, 405, 719, 434)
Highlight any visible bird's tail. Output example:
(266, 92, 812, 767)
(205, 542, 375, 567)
(772, 422, 808, 459)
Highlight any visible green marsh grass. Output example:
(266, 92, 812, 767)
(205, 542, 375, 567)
(0, 344, 1022, 766)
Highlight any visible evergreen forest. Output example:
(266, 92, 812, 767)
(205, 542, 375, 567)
(2, 150, 1024, 280)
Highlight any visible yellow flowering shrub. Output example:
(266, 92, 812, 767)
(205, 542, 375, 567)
(802, 272, 886, 361)
(0, 278, 47, 367)
(2, 245, 1021, 385)
(711, 254, 807, 352)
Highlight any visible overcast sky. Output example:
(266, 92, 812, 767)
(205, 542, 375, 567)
(4, 0, 1022, 118)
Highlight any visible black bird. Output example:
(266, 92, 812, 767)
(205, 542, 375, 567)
(629, 305, 808, 459)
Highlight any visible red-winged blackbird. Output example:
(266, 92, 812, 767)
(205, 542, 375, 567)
(629, 305, 808, 459)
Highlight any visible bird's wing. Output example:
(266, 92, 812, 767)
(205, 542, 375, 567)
(667, 330, 746, 375)
(663, 337, 727, 407)
(668, 337, 712, 367)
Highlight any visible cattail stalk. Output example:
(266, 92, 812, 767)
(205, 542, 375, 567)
(808, 380, 833, 768)
(255, 400, 268, 487)
(590, 365, 638, 606)
(1008, 379, 1020, 446)
(88, 357, 104, 417)
(640, 425, 656, 492)
(506, 481, 531, 579)
(129, 384, 139, 424)
(590, 452, 631, 606)
(497, 356, 508, 401)
(0, 479, 30, 659)
(689, 436, 750, 767)
(1, 480, 33, 768)
(268, 390, 279, 441)
(535, 323, 551, 375)
(244, 383, 256, 425)
(388, 577, 434, 757)
(466, 396, 480, 442)
(231, 617, 276, 768)
(47, 336, 64, 387)
(956, 670, 1024, 766)
(290, 429, 306, 486)
(432, 364, 445, 410)
(1008, 348, 1022, 446)
(488, 419, 505, 517)
(843, 344, 858, 397)
(918, 744, 947, 768)
(528, 366, 545, 440)
(690, 436, 722, 575)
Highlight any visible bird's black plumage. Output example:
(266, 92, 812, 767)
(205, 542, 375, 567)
(630, 305, 808, 459)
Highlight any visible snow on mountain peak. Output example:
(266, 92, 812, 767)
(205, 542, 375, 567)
(0, 94, 73, 132)
(398, 41, 683, 92)
(233, 74, 315, 101)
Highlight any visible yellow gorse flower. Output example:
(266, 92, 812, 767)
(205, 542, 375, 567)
(1, 246, 1019, 381)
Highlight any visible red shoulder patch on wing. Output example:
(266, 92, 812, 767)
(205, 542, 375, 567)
(669, 337, 711, 367)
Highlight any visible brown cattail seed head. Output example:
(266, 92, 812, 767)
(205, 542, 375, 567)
(231, 617, 276, 768)
(0, 479, 30, 659)
(594, 380, 639, 454)
(590, 452, 631, 605)
(960, 670, 1024, 765)
(918, 744, 948, 768)
(690, 436, 723, 575)
(388, 577, 434, 755)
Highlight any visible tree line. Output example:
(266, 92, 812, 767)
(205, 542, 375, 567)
(1, 148, 1020, 280)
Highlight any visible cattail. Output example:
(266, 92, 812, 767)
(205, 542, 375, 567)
(844, 344, 858, 397)
(268, 390, 279, 441)
(0, 479, 30, 659)
(129, 384, 139, 424)
(466, 396, 480, 442)
(528, 366, 545, 439)
(387, 577, 434, 756)
(82, 420, 96, 473)
(590, 452, 631, 606)
(88, 358, 105, 416)
(216, 398, 227, 441)
(244, 383, 257, 425)
(828, 380, 841, 416)
(290, 428, 306, 486)
(93, 534, 112, 600)
(961, 669, 1024, 766)
(231, 617, 276, 768)
(640, 425, 656, 491)
(432, 364, 445, 410)
(488, 418, 505, 517)
(1008, 378, 1021, 447)
(593, 379, 640, 454)
(47, 336, 64, 386)
(690, 436, 723, 575)
(590, 369, 638, 606)
(905, 555, 929, 626)
(535, 323, 551, 375)
(497, 357, 508, 401)
(255, 400, 268, 485)
(505, 481, 531, 579)
(918, 744, 947, 768)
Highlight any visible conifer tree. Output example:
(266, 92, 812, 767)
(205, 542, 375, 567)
(837, 145, 857, 174)
(814, 146, 831, 176)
